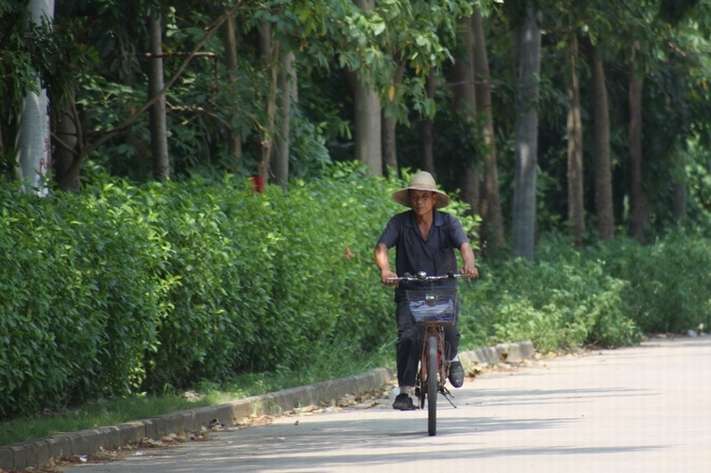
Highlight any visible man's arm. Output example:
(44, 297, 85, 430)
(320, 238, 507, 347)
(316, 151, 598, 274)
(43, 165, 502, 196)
(374, 242, 398, 286)
(459, 242, 479, 278)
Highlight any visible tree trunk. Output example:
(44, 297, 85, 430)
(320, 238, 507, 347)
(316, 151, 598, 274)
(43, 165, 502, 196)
(450, 16, 476, 117)
(383, 61, 405, 178)
(671, 178, 686, 225)
(273, 48, 294, 190)
(54, 91, 81, 192)
(449, 14, 479, 217)
(257, 23, 279, 182)
(382, 112, 398, 177)
(353, 0, 382, 175)
(628, 63, 649, 242)
(587, 40, 614, 241)
(16, 0, 55, 196)
(223, 13, 242, 164)
(511, 6, 541, 260)
(353, 79, 382, 175)
(566, 35, 585, 244)
(148, 14, 169, 181)
(418, 69, 436, 178)
(472, 8, 505, 250)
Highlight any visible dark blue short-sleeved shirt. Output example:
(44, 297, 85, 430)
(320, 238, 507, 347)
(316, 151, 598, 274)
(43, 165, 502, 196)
(377, 210, 469, 302)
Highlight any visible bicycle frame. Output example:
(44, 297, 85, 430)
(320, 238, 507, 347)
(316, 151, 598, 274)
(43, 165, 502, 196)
(387, 271, 468, 436)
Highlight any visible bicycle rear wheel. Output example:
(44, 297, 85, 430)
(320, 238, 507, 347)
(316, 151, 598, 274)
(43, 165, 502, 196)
(427, 334, 438, 436)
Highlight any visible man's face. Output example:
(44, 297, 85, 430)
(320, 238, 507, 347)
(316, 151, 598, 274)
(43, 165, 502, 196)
(409, 190, 436, 217)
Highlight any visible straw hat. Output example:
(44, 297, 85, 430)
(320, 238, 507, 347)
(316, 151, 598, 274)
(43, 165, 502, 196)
(392, 171, 450, 209)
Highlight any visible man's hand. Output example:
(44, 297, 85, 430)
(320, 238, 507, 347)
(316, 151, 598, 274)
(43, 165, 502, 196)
(460, 265, 479, 279)
(458, 242, 478, 278)
(374, 243, 398, 286)
(380, 269, 399, 286)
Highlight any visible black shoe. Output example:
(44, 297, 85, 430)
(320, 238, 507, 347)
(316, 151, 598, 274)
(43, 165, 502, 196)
(392, 393, 416, 410)
(449, 361, 464, 388)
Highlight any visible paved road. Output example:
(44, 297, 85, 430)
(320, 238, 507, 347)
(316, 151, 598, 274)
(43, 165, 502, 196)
(60, 337, 711, 473)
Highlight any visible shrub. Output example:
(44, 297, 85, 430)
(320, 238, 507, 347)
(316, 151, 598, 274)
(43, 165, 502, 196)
(458, 241, 642, 353)
(597, 231, 711, 334)
(0, 183, 166, 415)
(8, 161, 707, 417)
(1, 162, 437, 415)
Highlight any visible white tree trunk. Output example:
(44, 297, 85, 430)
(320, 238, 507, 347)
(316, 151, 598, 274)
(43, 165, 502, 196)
(511, 6, 541, 260)
(16, 0, 55, 196)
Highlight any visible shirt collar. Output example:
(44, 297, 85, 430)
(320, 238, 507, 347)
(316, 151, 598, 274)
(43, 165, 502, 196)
(405, 210, 444, 227)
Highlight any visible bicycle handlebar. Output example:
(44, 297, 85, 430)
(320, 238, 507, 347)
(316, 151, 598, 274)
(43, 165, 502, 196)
(386, 271, 471, 282)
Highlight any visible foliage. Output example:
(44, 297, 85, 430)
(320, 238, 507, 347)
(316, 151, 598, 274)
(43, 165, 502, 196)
(4, 155, 711, 421)
(5, 0, 711, 421)
(597, 230, 711, 333)
(0, 180, 167, 414)
(3, 0, 711, 240)
(458, 241, 642, 354)
(0, 162, 481, 416)
(459, 228, 711, 353)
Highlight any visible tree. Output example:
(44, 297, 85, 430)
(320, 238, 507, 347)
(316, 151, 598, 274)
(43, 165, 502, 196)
(383, 60, 404, 177)
(256, 22, 279, 181)
(566, 34, 584, 244)
(511, 5, 541, 260)
(147, 14, 169, 181)
(473, 6, 505, 250)
(418, 70, 436, 177)
(587, 39, 614, 241)
(449, 14, 479, 217)
(628, 59, 650, 241)
(16, 0, 55, 196)
(222, 12, 242, 163)
(53, 89, 80, 192)
(351, 0, 383, 175)
(273, 48, 295, 189)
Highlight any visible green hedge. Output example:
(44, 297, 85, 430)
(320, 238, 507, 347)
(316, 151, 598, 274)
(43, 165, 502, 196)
(458, 247, 642, 354)
(3, 162, 709, 417)
(597, 231, 711, 334)
(458, 231, 711, 353)
(0, 163, 424, 416)
(0, 184, 166, 414)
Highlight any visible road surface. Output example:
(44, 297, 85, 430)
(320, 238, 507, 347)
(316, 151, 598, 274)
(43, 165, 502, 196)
(59, 337, 711, 473)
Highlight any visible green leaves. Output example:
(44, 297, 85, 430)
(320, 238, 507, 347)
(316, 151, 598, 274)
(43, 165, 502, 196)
(458, 240, 643, 353)
(0, 164, 417, 416)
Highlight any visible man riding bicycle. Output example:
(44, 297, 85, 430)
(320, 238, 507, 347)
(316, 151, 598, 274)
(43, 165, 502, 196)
(374, 171, 478, 411)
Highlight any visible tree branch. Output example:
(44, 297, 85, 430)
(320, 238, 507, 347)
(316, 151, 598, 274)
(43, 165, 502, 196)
(69, 0, 243, 177)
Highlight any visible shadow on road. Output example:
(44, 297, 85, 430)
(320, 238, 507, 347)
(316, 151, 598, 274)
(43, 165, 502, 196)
(132, 408, 662, 473)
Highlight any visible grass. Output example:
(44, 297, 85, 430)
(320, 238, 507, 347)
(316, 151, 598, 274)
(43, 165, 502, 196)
(0, 395, 215, 447)
(0, 341, 394, 447)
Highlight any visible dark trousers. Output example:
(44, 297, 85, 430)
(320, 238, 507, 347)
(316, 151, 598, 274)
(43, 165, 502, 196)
(395, 301, 460, 387)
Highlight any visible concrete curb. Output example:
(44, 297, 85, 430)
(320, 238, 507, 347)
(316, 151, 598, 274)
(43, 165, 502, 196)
(459, 340, 535, 366)
(0, 341, 533, 471)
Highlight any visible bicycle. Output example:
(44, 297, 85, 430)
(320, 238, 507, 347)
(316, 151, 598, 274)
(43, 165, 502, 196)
(388, 270, 470, 436)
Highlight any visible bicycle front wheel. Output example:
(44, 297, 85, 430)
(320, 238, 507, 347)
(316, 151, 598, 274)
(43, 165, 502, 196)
(427, 334, 438, 436)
